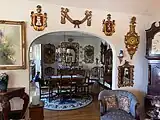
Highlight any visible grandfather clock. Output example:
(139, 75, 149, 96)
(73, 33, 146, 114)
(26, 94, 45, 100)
(146, 22, 160, 89)
(145, 21, 160, 119)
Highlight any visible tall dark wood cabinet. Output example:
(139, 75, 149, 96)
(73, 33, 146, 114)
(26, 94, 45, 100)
(100, 42, 112, 88)
(145, 22, 160, 119)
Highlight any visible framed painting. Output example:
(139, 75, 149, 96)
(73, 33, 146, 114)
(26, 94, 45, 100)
(84, 45, 94, 63)
(118, 60, 134, 88)
(0, 20, 26, 70)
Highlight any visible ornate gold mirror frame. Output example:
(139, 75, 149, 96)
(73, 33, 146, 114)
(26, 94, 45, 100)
(118, 60, 134, 88)
(60, 38, 79, 66)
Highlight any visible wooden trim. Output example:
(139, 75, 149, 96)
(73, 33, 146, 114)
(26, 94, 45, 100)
(135, 103, 140, 120)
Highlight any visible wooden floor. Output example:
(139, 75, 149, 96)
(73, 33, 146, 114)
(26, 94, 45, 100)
(43, 95, 100, 120)
(30, 83, 100, 120)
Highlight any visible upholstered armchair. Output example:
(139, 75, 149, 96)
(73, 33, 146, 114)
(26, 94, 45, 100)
(98, 90, 140, 120)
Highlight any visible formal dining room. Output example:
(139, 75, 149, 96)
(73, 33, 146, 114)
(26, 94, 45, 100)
(29, 31, 113, 120)
(1, 0, 160, 120)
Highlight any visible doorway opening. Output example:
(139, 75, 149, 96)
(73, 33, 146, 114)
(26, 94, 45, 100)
(29, 31, 114, 119)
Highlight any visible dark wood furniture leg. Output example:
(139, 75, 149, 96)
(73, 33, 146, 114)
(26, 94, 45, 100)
(20, 92, 29, 118)
(0, 87, 29, 120)
(2, 97, 10, 120)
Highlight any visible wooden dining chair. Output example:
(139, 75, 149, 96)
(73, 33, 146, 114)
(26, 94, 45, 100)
(75, 69, 90, 96)
(76, 77, 90, 96)
(39, 67, 55, 100)
(57, 69, 73, 101)
(39, 78, 49, 99)
(48, 78, 60, 102)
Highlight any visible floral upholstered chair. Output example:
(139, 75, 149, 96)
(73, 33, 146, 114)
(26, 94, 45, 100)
(98, 90, 140, 120)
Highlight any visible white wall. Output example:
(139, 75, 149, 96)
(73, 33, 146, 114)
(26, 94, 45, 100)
(29, 0, 157, 16)
(0, 0, 155, 106)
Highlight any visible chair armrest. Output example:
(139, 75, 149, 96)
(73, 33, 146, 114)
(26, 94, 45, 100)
(130, 98, 139, 118)
(99, 100, 105, 116)
(135, 103, 140, 120)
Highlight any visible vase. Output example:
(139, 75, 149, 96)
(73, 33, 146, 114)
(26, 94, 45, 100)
(0, 74, 8, 92)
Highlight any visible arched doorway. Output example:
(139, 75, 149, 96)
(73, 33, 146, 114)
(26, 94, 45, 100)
(29, 31, 114, 119)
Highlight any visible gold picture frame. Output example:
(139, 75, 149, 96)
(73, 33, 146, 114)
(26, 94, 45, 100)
(0, 20, 26, 70)
(118, 60, 134, 88)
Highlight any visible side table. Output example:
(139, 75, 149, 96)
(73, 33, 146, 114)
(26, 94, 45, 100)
(0, 87, 29, 120)
(29, 101, 44, 120)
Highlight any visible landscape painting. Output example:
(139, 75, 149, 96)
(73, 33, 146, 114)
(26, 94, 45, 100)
(0, 20, 26, 70)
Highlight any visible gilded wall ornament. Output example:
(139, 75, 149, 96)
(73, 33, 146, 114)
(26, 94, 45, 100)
(125, 16, 140, 59)
(61, 7, 92, 28)
(102, 14, 115, 36)
(31, 5, 47, 31)
(118, 60, 134, 88)
(84, 45, 94, 63)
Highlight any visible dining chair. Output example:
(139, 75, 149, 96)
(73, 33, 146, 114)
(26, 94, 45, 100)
(57, 69, 73, 101)
(39, 78, 49, 99)
(75, 69, 90, 96)
(48, 78, 59, 102)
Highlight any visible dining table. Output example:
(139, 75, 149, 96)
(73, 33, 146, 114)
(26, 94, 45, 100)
(44, 75, 86, 101)
(45, 75, 85, 81)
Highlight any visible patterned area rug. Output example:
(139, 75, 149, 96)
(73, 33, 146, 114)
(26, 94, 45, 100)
(41, 95, 93, 111)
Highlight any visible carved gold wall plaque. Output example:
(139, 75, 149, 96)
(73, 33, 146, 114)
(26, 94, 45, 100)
(61, 7, 92, 28)
(125, 16, 140, 59)
(118, 60, 134, 88)
(31, 5, 47, 31)
(102, 14, 115, 36)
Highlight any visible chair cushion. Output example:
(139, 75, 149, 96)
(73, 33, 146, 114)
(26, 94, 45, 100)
(101, 109, 136, 120)
(104, 95, 118, 111)
(118, 95, 130, 113)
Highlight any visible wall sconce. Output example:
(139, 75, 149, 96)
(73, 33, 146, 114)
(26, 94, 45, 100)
(117, 49, 124, 64)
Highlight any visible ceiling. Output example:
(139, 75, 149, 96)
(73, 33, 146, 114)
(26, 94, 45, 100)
(28, 0, 158, 16)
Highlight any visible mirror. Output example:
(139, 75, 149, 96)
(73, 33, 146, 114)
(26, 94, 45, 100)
(118, 60, 134, 88)
(60, 38, 79, 66)
(66, 48, 75, 62)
